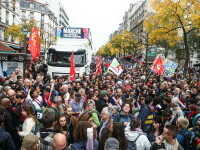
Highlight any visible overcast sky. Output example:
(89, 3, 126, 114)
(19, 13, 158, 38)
(61, 0, 137, 52)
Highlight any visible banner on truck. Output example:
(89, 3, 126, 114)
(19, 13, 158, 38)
(57, 27, 89, 39)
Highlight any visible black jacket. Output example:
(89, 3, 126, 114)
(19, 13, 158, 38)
(95, 98, 108, 113)
(0, 128, 15, 150)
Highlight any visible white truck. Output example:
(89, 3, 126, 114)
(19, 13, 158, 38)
(46, 27, 93, 78)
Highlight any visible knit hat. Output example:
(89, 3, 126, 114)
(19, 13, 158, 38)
(99, 90, 107, 98)
(22, 134, 39, 149)
(105, 137, 119, 150)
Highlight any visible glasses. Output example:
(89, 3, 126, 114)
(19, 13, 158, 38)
(101, 112, 107, 115)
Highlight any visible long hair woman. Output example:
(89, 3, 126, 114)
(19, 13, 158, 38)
(54, 114, 68, 136)
(72, 121, 98, 150)
(111, 122, 127, 150)
(18, 105, 36, 137)
(147, 115, 163, 143)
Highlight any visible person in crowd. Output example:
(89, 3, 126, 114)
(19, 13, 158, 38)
(18, 105, 36, 137)
(53, 133, 68, 150)
(111, 88, 124, 109)
(69, 93, 84, 117)
(54, 114, 68, 136)
(138, 96, 154, 132)
(0, 114, 16, 150)
(96, 90, 109, 113)
(189, 114, 200, 149)
(111, 122, 127, 150)
(151, 125, 184, 150)
(21, 134, 40, 150)
(40, 108, 55, 149)
(171, 98, 185, 118)
(0, 97, 21, 149)
(64, 105, 77, 145)
(147, 115, 163, 143)
(176, 117, 193, 149)
(60, 84, 70, 105)
(98, 107, 113, 150)
(125, 118, 151, 150)
(50, 95, 64, 121)
(104, 137, 119, 150)
(83, 100, 100, 126)
(113, 102, 134, 126)
(72, 121, 98, 150)
(28, 88, 44, 120)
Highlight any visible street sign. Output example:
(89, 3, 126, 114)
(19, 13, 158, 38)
(147, 53, 156, 56)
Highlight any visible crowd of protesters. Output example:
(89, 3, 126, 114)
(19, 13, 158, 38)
(0, 57, 200, 150)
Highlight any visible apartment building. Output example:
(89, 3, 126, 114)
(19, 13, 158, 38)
(0, 0, 21, 50)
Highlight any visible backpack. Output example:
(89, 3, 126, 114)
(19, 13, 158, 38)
(40, 132, 54, 150)
(127, 134, 142, 150)
(178, 131, 195, 150)
(32, 120, 41, 137)
(71, 141, 87, 150)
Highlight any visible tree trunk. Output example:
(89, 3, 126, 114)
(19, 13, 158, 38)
(183, 30, 190, 78)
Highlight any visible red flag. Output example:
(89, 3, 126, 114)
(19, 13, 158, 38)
(95, 56, 102, 75)
(29, 28, 40, 62)
(69, 52, 76, 81)
(152, 56, 164, 75)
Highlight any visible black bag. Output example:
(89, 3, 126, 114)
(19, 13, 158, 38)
(127, 134, 142, 150)
(178, 131, 194, 150)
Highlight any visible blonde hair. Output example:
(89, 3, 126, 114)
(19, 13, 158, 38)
(176, 117, 189, 129)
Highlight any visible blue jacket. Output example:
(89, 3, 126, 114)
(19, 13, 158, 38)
(113, 113, 134, 123)
(177, 129, 194, 149)
(0, 128, 15, 150)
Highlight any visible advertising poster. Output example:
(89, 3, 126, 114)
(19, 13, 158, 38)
(2, 61, 23, 75)
(56, 27, 89, 39)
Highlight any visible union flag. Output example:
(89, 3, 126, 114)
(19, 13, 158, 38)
(69, 52, 76, 81)
(29, 28, 40, 62)
(95, 56, 102, 75)
(152, 56, 164, 75)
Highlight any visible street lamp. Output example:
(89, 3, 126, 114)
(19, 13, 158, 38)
(22, 25, 28, 53)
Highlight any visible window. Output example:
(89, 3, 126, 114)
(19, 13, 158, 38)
(30, 12, 34, 19)
(12, 0, 16, 11)
(30, 3, 35, 9)
(22, 11, 26, 19)
(13, 15, 15, 25)
(0, 7, 1, 22)
(0, 26, 3, 40)
(6, 11, 9, 25)
(41, 14, 44, 22)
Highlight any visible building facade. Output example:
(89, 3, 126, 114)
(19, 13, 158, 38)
(20, 0, 58, 54)
(110, 0, 199, 66)
(0, 0, 21, 50)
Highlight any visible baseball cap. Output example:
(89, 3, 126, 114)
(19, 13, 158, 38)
(99, 90, 107, 98)
(22, 134, 39, 149)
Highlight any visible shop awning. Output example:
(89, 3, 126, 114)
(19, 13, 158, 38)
(193, 63, 200, 67)
(5, 44, 21, 49)
(0, 42, 16, 53)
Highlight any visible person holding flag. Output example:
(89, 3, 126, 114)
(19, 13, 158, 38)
(69, 52, 76, 82)
(108, 58, 123, 76)
(152, 56, 165, 75)
(29, 27, 40, 62)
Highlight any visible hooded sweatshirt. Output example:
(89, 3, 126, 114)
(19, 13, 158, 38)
(125, 130, 151, 150)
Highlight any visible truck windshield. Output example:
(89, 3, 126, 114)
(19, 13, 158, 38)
(47, 51, 86, 66)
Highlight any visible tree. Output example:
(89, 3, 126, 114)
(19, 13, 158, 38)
(110, 31, 138, 57)
(5, 19, 44, 53)
(144, 0, 200, 76)
(97, 31, 138, 57)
